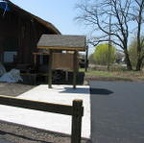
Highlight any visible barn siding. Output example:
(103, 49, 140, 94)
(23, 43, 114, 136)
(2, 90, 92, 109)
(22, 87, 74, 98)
(0, 8, 53, 66)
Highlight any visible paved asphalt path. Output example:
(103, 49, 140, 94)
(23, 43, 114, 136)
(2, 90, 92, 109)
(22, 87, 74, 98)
(90, 81, 144, 143)
(0, 139, 12, 143)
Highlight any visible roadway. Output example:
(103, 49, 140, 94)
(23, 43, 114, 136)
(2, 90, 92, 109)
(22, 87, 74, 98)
(90, 81, 144, 143)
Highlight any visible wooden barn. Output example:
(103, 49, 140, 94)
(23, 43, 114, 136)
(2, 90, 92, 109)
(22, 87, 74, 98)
(0, 0, 60, 71)
(0, 0, 86, 85)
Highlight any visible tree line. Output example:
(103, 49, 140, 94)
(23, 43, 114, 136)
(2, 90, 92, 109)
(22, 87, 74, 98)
(75, 0, 144, 71)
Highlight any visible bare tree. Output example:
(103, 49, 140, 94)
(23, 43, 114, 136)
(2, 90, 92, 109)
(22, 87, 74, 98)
(75, 0, 133, 70)
(132, 0, 144, 70)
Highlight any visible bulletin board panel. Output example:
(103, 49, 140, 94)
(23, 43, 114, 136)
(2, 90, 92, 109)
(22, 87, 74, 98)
(52, 53, 78, 71)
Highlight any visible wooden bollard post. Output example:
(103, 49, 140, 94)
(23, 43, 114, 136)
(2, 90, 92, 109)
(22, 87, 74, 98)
(71, 100, 83, 143)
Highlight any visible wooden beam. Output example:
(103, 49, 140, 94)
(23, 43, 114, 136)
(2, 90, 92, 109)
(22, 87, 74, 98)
(73, 51, 78, 89)
(48, 50, 53, 88)
(0, 95, 72, 115)
(37, 46, 85, 51)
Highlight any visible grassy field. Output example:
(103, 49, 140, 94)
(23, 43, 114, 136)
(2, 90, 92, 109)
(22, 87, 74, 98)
(83, 69, 144, 81)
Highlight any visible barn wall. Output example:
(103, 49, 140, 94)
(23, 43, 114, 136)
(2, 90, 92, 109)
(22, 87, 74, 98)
(0, 8, 54, 67)
(0, 11, 18, 64)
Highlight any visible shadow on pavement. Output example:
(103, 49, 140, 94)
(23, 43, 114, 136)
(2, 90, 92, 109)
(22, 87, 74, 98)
(60, 87, 89, 94)
(90, 88, 113, 95)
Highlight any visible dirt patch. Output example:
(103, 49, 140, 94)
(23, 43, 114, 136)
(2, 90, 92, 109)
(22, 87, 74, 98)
(0, 120, 89, 143)
(0, 83, 35, 97)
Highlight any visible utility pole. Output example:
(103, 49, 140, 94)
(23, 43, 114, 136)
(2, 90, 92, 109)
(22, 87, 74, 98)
(107, 1, 112, 71)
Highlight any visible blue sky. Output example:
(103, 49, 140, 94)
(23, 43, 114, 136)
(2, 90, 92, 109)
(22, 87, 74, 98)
(10, 0, 86, 35)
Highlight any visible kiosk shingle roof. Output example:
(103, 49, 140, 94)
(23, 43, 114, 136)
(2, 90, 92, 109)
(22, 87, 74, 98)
(37, 34, 86, 51)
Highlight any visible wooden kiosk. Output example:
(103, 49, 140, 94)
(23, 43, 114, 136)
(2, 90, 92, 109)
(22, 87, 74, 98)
(37, 34, 86, 88)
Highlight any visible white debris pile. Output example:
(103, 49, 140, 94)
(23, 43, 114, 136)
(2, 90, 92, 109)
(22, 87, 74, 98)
(0, 68, 23, 83)
(0, 62, 6, 76)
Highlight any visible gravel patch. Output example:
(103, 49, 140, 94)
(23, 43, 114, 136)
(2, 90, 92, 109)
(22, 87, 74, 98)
(0, 120, 90, 143)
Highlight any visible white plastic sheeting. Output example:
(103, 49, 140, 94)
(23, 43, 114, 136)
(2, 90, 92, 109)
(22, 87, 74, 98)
(0, 69, 23, 83)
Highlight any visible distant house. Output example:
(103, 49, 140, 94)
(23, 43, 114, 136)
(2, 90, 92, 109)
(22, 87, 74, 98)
(0, 0, 60, 70)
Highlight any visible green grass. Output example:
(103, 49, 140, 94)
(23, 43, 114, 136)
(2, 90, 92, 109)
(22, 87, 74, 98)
(86, 70, 114, 77)
(82, 69, 144, 81)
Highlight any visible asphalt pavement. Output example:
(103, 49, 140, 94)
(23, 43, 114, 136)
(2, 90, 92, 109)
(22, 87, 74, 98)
(0, 138, 12, 143)
(90, 81, 144, 143)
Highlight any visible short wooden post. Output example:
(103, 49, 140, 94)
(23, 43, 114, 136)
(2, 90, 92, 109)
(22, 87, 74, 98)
(71, 100, 83, 143)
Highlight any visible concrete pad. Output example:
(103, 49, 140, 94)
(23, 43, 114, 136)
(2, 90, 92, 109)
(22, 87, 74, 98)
(0, 85, 90, 140)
